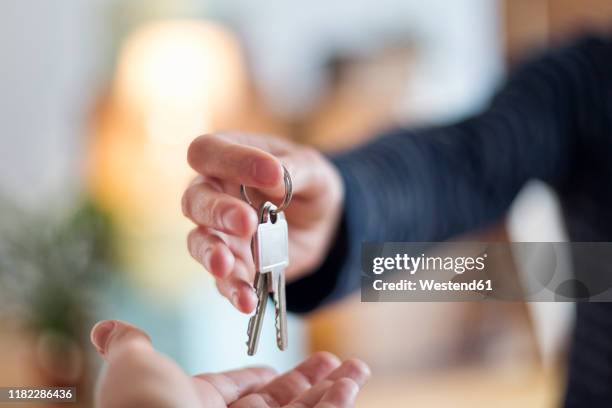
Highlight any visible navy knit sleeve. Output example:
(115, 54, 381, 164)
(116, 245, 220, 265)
(286, 36, 606, 313)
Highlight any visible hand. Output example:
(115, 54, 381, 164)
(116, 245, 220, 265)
(182, 133, 344, 313)
(91, 320, 370, 408)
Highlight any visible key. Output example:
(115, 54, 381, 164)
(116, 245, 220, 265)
(246, 201, 289, 355)
(246, 270, 268, 356)
(273, 265, 288, 350)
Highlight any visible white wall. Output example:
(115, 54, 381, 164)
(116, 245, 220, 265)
(0, 0, 109, 207)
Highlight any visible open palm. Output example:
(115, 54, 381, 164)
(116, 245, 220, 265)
(91, 320, 370, 408)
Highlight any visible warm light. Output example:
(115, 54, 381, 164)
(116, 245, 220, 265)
(115, 20, 246, 146)
(92, 19, 247, 224)
(88, 20, 248, 293)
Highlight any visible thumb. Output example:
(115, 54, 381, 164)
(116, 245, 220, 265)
(91, 320, 202, 408)
(217, 132, 325, 199)
(277, 147, 326, 199)
(90, 320, 153, 361)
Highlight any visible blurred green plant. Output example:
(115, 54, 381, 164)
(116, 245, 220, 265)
(0, 197, 116, 342)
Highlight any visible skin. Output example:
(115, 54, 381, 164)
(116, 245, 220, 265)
(91, 320, 370, 408)
(93, 135, 365, 405)
(183, 133, 344, 313)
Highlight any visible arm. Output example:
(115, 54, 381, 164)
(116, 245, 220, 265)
(181, 36, 608, 315)
(287, 35, 609, 312)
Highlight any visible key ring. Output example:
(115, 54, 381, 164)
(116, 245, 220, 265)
(240, 164, 293, 215)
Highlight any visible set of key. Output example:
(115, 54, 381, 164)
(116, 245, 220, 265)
(245, 201, 289, 355)
(241, 165, 292, 356)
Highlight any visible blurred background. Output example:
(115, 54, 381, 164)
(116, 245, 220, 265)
(1, 0, 611, 406)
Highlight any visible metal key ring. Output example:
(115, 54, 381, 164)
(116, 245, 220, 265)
(240, 164, 293, 215)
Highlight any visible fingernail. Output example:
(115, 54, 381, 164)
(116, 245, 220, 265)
(223, 207, 243, 234)
(91, 320, 116, 353)
(231, 292, 240, 308)
(202, 246, 213, 268)
(253, 159, 280, 186)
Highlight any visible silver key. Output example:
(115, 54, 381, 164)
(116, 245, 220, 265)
(246, 201, 289, 355)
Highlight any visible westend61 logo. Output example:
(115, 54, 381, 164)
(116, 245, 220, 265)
(363, 242, 612, 302)
(371, 253, 488, 275)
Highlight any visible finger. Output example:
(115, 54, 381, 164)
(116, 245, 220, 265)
(188, 134, 284, 189)
(285, 359, 370, 408)
(216, 263, 258, 314)
(324, 358, 371, 387)
(285, 380, 334, 408)
(247, 352, 341, 407)
(187, 227, 257, 313)
(188, 228, 236, 278)
(217, 132, 293, 154)
(315, 378, 359, 408)
(90, 320, 152, 361)
(191, 227, 254, 266)
(193, 366, 277, 404)
(182, 181, 257, 237)
(91, 321, 203, 408)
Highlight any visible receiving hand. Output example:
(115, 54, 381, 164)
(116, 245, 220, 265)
(182, 133, 344, 313)
(91, 320, 370, 408)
